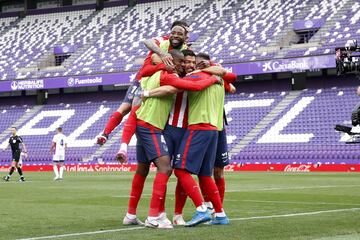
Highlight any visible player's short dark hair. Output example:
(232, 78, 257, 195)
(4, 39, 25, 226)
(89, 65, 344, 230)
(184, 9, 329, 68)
(196, 52, 211, 61)
(182, 49, 196, 57)
(171, 20, 189, 29)
(168, 49, 184, 59)
(57, 127, 62, 132)
(171, 20, 190, 33)
(11, 126, 16, 130)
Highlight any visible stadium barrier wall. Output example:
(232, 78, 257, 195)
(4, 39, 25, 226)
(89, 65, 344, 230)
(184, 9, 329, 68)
(0, 163, 359, 173)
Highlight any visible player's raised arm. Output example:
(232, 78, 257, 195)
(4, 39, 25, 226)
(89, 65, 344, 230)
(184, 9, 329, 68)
(161, 73, 219, 91)
(143, 39, 173, 66)
(201, 66, 227, 77)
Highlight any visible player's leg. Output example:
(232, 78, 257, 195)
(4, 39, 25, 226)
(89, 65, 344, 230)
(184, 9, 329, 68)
(162, 125, 187, 226)
(173, 129, 212, 227)
(58, 161, 64, 180)
(3, 160, 16, 181)
(15, 160, 25, 182)
(116, 94, 142, 162)
(97, 81, 140, 145)
(136, 125, 172, 228)
(198, 131, 229, 225)
(146, 155, 172, 228)
(53, 162, 59, 180)
(173, 179, 187, 225)
(213, 128, 229, 204)
(123, 144, 149, 226)
(214, 167, 225, 203)
(53, 154, 60, 180)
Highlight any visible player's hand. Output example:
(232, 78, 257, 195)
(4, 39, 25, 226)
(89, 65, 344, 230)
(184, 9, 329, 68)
(140, 92, 146, 102)
(229, 83, 236, 93)
(160, 53, 174, 67)
(165, 64, 176, 73)
(96, 134, 108, 146)
(116, 150, 128, 164)
(214, 75, 223, 85)
(197, 60, 210, 69)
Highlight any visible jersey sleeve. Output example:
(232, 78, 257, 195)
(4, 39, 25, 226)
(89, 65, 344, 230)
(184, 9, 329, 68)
(160, 72, 217, 91)
(139, 63, 167, 77)
(223, 72, 237, 84)
(18, 136, 23, 143)
(52, 135, 56, 143)
(224, 81, 231, 93)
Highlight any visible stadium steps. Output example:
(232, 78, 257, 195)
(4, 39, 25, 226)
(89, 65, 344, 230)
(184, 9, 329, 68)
(0, 105, 43, 143)
(190, 0, 239, 50)
(229, 91, 302, 158)
(62, 6, 133, 69)
(23, 10, 98, 71)
(308, 0, 353, 44)
(272, 0, 353, 59)
(0, 17, 21, 38)
(264, 4, 314, 54)
(82, 126, 123, 163)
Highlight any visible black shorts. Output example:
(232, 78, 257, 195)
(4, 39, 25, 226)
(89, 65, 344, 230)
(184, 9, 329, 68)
(12, 150, 21, 162)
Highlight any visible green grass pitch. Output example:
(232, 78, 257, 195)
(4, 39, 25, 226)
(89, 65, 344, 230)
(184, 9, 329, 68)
(0, 172, 359, 240)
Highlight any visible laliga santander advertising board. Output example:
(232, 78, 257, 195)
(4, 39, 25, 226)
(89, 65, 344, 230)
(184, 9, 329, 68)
(1, 163, 359, 172)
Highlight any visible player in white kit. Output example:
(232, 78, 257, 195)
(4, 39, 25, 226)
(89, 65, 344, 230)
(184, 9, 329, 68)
(50, 127, 67, 181)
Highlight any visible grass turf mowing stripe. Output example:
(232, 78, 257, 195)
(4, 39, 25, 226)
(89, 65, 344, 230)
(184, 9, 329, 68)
(17, 208, 360, 240)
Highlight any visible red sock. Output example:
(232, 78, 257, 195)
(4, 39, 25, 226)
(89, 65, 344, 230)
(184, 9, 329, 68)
(215, 177, 226, 204)
(121, 106, 139, 145)
(127, 173, 146, 215)
(149, 172, 169, 217)
(198, 176, 223, 213)
(174, 169, 203, 208)
(104, 111, 123, 135)
(159, 185, 167, 213)
(199, 183, 211, 202)
(174, 180, 187, 215)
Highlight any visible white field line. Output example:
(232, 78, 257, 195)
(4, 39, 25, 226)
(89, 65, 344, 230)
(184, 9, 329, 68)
(226, 184, 360, 192)
(235, 200, 360, 206)
(17, 208, 360, 240)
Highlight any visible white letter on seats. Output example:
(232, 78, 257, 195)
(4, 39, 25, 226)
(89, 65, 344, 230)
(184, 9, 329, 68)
(67, 107, 110, 147)
(258, 97, 315, 143)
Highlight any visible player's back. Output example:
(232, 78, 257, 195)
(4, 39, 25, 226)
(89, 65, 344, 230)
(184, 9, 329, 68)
(53, 133, 67, 156)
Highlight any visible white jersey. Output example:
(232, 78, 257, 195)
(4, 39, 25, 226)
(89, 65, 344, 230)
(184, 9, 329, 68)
(52, 133, 67, 157)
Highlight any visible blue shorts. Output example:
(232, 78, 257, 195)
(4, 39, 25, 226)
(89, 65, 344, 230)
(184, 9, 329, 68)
(163, 124, 186, 161)
(136, 143, 148, 164)
(174, 129, 218, 176)
(123, 81, 141, 104)
(135, 125, 169, 162)
(214, 128, 229, 168)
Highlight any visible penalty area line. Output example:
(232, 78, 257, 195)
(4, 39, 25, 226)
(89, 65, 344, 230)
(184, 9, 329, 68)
(17, 208, 360, 240)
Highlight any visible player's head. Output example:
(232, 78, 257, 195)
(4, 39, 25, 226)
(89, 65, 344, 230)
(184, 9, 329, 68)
(196, 52, 211, 69)
(10, 127, 16, 135)
(171, 20, 189, 30)
(169, 25, 187, 49)
(182, 49, 196, 74)
(57, 127, 62, 133)
(168, 49, 184, 75)
(171, 20, 190, 42)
